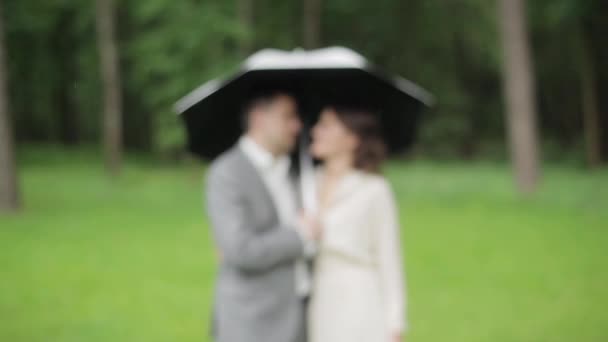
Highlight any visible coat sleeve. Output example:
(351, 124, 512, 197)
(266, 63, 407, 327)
(372, 179, 407, 334)
(206, 166, 304, 272)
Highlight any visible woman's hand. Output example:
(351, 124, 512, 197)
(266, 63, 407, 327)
(392, 333, 403, 342)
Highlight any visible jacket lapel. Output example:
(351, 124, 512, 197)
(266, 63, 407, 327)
(233, 147, 280, 222)
(323, 170, 362, 210)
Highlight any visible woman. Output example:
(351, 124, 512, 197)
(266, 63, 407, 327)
(307, 106, 407, 342)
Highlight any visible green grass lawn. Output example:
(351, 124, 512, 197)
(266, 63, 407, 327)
(1, 151, 607, 341)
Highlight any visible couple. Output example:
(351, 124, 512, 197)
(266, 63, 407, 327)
(206, 91, 407, 342)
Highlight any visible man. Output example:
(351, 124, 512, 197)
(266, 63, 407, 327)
(206, 91, 319, 342)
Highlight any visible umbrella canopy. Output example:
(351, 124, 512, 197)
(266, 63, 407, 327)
(175, 46, 434, 160)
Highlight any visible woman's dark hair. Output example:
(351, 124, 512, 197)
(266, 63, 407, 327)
(331, 106, 387, 173)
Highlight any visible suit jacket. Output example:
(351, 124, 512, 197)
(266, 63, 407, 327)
(206, 146, 307, 342)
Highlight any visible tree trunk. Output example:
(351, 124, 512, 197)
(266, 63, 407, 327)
(302, 0, 322, 49)
(498, 0, 540, 193)
(54, 8, 80, 146)
(578, 26, 602, 168)
(237, 0, 254, 56)
(96, 0, 122, 176)
(0, 0, 20, 211)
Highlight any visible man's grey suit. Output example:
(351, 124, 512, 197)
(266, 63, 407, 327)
(206, 146, 307, 342)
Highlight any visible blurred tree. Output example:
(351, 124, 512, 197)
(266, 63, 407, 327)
(5, 1, 90, 143)
(52, 5, 80, 145)
(96, 0, 122, 175)
(529, 0, 603, 166)
(498, 0, 540, 193)
(579, 23, 601, 168)
(122, 0, 242, 156)
(322, 0, 503, 159)
(237, 0, 254, 56)
(1, 0, 606, 165)
(593, 2, 608, 162)
(0, 0, 20, 211)
(302, 0, 322, 48)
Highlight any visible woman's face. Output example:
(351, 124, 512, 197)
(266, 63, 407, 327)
(310, 108, 359, 160)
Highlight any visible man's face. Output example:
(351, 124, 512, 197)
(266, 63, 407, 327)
(252, 94, 302, 155)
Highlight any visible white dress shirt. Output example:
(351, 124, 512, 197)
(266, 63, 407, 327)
(239, 136, 313, 297)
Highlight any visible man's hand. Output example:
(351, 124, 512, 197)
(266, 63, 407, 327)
(298, 211, 322, 241)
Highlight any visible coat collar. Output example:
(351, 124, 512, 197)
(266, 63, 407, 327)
(238, 135, 291, 175)
(231, 145, 280, 222)
(316, 167, 365, 210)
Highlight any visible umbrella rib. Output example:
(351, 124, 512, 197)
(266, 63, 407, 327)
(392, 75, 436, 107)
(174, 74, 243, 115)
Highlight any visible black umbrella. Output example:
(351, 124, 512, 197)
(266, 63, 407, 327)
(175, 46, 434, 160)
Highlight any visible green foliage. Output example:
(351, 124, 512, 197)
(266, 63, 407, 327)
(3, 0, 608, 159)
(121, 0, 243, 153)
